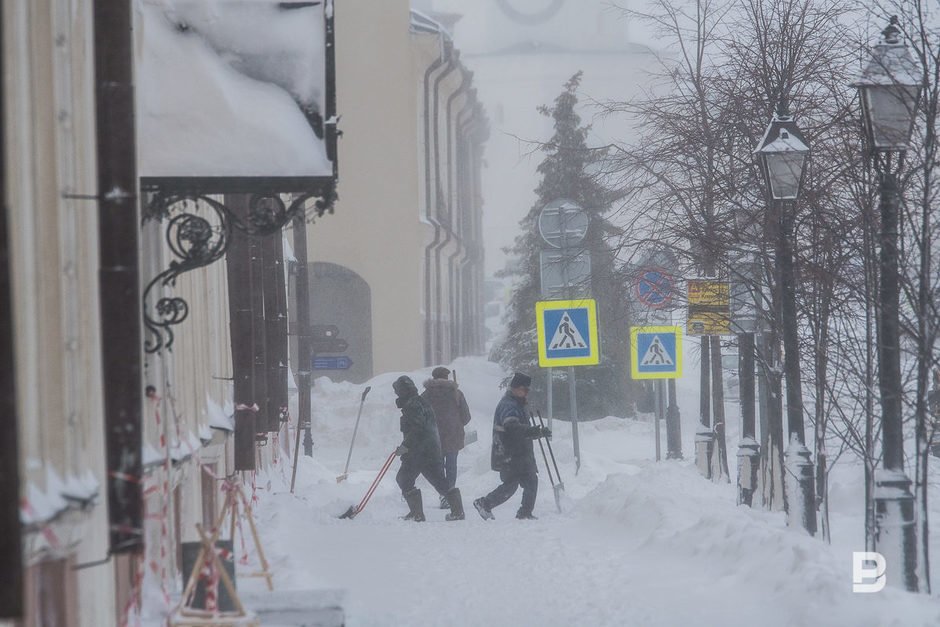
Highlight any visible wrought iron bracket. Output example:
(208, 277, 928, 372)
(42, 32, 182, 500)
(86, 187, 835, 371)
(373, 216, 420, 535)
(142, 186, 336, 353)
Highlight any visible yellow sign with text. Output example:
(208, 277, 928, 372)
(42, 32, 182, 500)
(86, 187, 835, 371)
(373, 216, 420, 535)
(687, 280, 731, 336)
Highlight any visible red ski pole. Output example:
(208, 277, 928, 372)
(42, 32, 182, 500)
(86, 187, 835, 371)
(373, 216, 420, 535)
(339, 450, 397, 519)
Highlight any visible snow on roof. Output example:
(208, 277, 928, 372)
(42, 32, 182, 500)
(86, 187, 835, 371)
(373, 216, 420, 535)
(136, 0, 332, 179)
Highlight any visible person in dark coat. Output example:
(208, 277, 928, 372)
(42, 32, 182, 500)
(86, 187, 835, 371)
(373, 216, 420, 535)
(392, 375, 464, 522)
(473, 372, 550, 520)
(421, 366, 472, 508)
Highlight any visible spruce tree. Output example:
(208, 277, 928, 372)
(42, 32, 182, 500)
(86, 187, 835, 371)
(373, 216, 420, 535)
(491, 72, 635, 419)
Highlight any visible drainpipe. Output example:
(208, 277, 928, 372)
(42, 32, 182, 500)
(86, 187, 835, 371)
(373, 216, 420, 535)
(451, 94, 475, 356)
(470, 103, 489, 353)
(423, 39, 455, 365)
(0, 1, 24, 615)
(94, 0, 143, 554)
(436, 62, 468, 363)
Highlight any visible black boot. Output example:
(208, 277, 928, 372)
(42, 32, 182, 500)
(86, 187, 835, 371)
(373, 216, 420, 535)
(403, 488, 425, 522)
(516, 508, 537, 520)
(439, 495, 450, 509)
(445, 488, 464, 521)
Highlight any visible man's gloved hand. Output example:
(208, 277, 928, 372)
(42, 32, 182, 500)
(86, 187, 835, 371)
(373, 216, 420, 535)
(525, 425, 551, 440)
(395, 445, 409, 456)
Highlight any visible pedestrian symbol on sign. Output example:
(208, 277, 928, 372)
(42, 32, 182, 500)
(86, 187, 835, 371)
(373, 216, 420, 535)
(550, 312, 587, 349)
(535, 299, 600, 367)
(640, 336, 673, 366)
(630, 326, 682, 380)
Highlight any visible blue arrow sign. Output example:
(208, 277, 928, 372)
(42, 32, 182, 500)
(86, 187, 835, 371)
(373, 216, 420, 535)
(312, 355, 354, 370)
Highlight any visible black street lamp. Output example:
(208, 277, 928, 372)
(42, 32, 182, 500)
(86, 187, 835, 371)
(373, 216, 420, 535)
(755, 102, 817, 535)
(852, 16, 922, 591)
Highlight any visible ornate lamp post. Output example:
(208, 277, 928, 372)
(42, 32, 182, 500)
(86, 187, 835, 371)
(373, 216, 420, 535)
(755, 102, 816, 535)
(851, 16, 922, 591)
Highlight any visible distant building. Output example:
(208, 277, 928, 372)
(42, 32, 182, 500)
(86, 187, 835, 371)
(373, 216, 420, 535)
(296, 1, 488, 382)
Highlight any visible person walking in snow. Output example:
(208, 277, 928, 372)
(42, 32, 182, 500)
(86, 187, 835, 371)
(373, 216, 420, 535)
(392, 375, 464, 522)
(473, 372, 551, 520)
(421, 366, 473, 509)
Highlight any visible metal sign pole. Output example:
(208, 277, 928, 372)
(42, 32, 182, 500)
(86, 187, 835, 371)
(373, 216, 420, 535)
(569, 365, 581, 473)
(655, 380, 664, 461)
(546, 367, 553, 432)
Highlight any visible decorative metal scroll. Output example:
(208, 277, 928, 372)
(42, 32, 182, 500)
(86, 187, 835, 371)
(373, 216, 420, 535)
(142, 189, 335, 353)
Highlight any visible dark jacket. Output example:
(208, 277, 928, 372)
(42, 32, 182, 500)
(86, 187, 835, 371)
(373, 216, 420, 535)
(399, 392, 443, 464)
(490, 391, 535, 472)
(421, 379, 472, 454)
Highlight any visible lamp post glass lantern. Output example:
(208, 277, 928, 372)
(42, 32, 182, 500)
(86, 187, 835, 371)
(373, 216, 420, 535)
(853, 16, 922, 153)
(851, 15, 923, 592)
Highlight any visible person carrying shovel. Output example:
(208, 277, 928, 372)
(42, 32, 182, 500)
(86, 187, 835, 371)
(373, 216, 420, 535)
(392, 375, 464, 522)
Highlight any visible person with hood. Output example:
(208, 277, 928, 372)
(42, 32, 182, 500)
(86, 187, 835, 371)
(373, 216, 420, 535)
(392, 375, 465, 522)
(421, 366, 472, 508)
(473, 372, 551, 520)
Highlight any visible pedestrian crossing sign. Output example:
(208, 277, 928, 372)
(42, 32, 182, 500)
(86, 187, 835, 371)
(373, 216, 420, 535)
(630, 326, 682, 380)
(536, 299, 600, 367)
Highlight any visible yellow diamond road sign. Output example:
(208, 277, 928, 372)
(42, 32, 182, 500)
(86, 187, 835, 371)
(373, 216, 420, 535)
(630, 326, 683, 380)
(536, 299, 600, 367)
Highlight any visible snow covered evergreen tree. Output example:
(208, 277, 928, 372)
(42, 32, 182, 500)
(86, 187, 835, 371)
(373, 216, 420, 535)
(491, 72, 635, 419)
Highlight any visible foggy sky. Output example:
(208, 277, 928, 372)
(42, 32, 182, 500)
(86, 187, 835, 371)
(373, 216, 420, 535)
(418, 0, 663, 279)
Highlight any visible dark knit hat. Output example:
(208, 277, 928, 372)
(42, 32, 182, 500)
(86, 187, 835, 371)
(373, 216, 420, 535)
(431, 366, 451, 380)
(509, 372, 532, 389)
(392, 375, 418, 399)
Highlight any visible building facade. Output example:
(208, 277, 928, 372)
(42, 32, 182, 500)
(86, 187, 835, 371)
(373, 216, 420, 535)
(300, 0, 487, 382)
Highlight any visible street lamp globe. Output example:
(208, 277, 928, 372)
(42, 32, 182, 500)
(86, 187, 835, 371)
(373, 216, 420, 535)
(755, 106, 810, 201)
(852, 16, 922, 152)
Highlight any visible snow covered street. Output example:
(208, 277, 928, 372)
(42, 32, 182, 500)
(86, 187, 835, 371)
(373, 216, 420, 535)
(245, 357, 940, 627)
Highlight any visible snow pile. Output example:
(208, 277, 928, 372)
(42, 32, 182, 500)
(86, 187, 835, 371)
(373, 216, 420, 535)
(239, 356, 940, 627)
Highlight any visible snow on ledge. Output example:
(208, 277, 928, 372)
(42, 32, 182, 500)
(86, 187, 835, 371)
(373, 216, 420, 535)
(207, 393, 234, 432)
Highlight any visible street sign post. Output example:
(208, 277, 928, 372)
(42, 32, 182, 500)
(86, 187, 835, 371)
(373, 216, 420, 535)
(540, 249, 591, 299)
(630, 326, 683, 380)
(635, 267, 674, 310)
(312, 355, 353, 370)
(535, 299, 600, 368)
(687, 279, 731, 335)
(537, 199, 588, 249)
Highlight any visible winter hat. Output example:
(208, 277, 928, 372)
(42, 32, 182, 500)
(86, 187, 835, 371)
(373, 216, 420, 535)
(393, 375, 418, 399)
(509, 372, 532, 389)
(432, 366, 451, 380)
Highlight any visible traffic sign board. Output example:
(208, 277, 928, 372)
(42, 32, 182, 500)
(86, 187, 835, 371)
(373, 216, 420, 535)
(311, 338, 348, 354)
(537, 199, 589, 249)
(687, 279, 731, 335)
(535, 299, 600, 367)
(312, 355, 353, 370)
(636, 267, 674, 309)
(630, 326, 682, 379)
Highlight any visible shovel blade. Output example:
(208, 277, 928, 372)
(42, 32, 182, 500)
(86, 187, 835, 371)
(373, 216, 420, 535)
(336, 473, 348, 483)
(553, 484, 563, 513)
(338, 505, 358, 519)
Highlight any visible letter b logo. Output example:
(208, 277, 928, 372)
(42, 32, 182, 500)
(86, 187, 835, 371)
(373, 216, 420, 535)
(853, 552, 886, 593)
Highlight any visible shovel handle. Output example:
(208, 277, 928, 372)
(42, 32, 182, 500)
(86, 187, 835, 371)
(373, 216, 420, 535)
(355, 450, 398, 514)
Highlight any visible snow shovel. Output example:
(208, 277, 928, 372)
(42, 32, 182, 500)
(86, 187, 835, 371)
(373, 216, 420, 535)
(339, 449, 397, 519)
(337, 385, 372, 482)
(536, 410, 565, 511)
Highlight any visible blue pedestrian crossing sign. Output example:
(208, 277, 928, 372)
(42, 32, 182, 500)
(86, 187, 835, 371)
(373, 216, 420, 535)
(536, 299, 600, 367)
(630, 326, 683, 380)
